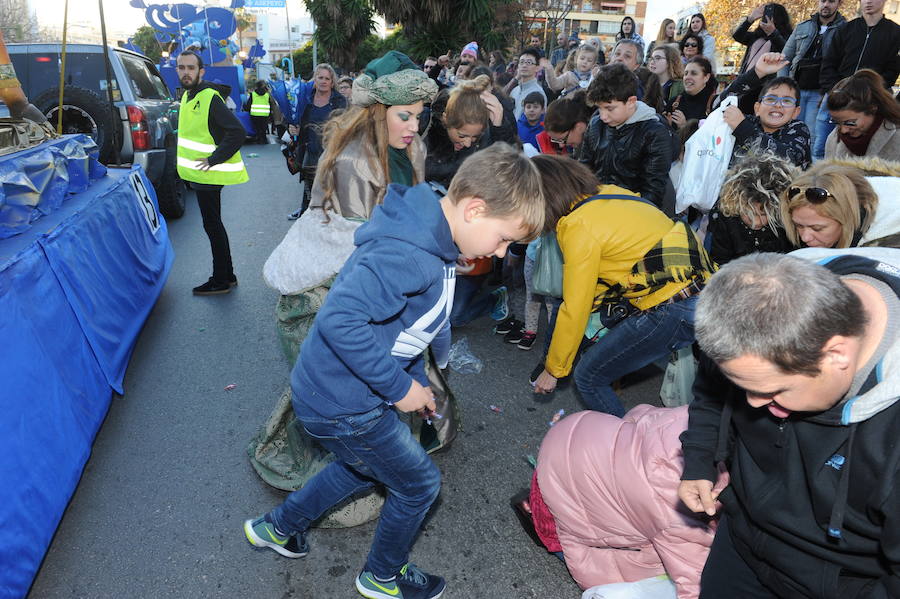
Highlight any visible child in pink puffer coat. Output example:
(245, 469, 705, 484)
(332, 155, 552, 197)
(533, 405, 725, 599)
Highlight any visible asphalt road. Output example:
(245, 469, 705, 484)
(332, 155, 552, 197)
(27, 142, 666, 599)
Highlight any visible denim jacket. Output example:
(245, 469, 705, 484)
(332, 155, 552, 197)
(779, 12, 847, 79)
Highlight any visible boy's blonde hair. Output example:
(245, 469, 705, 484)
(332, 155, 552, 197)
(780, 162, 878, 248)
(446, 143, 545, 241)
(719, 150, 797, 233)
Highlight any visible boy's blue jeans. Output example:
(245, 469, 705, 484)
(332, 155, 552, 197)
(813, 95, 836, 160)
(269, 402, 441, 580)
(797, 89, 822, 150)
(573, 296, 698, 417)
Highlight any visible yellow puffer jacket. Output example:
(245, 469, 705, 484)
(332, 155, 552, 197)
(546, 185, 705, 378)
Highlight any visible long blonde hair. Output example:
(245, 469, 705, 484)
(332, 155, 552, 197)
(317, 103, 419, 215)
(656, 18, 676, 43)
(780, 162, 878, 248)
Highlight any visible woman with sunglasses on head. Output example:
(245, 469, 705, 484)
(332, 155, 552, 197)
(781, 162, 884, 249)
(824, 69, 900, 163)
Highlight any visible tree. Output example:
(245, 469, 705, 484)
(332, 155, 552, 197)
(234, 7, 254, 52)
(132, 25, 164, 63)
(0, 0, 39, 42)
(702, 0, 819, 71)
(523, 0, 574, 53)
(304, 0, 375, 71)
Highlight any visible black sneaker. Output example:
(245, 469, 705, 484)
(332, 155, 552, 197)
(517, 331, 537, 350)
(192, 278, 231, 295)
(356, 563, 445, 599)
(494, 316, 520, 335)
(229, 275, 238, 287)
(505, 324, 526, 344)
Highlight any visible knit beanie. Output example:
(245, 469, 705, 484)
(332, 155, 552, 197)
(351, 50, 438, 107)
(460, 41, 479, 60)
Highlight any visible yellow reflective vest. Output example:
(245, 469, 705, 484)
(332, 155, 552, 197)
(249, 91, 271, 117)
(177, 88, 249, 186)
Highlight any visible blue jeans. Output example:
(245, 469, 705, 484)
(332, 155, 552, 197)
(269, 401, 441, 580)
(813, 94, 835, 160)
(450, 274, 494, 326)
(573, 296, 698, 416)
(797, 89, 822, 150)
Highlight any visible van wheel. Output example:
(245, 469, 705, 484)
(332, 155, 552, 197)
(155, 144, 185, 219)
(33, 85, 120, 164)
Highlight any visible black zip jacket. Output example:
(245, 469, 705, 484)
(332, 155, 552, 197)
(681, 253, 900, 598)
(707, 209, 794, 265)
(732, 17, 789, 76)
(183, 81, 246, 167)
(580, 103, 677, 210)
(820, 16, 900, 93)
(732, 115, 812, 169)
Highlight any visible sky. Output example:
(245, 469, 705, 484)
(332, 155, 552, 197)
(644, 0, 704, 42)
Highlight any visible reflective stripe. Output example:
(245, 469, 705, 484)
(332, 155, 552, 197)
(177, 156, 247, 172)
(178, 137, 217, 153)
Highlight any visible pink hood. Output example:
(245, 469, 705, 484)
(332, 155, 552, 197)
(536, 406, 721, 598)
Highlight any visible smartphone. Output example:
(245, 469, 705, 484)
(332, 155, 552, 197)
(763, 4, 774, 22)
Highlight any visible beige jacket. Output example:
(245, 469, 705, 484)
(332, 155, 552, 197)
(308, 134, 427, 219)
(825, 121, 900, 163)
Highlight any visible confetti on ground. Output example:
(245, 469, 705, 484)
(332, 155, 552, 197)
(224, 384, 237, 391)
(198, 327, 206, 332)
(525, 454, 537, 468)
(488, 404, 503, 413)
(549, 409, 565, 427)
(247, 153, 259, 158)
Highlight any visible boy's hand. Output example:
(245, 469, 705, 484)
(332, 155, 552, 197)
(678, 479, 720, 516)
(539, 57, 552, 70)
(723, 105, 744, 130)
(670, 109, 687, 127)
(533, 369, 557, 394)
(394, 380, 436, 413)
(754, 52, 789, 79)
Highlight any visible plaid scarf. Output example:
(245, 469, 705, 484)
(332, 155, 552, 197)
(596, 220, 716, 308)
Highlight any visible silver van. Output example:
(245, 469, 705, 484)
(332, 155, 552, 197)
(7, 43, 185, 218)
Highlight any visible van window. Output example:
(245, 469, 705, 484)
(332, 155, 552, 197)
(119, 52, 171, 100)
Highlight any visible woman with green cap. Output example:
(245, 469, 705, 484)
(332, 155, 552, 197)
(250, 51, 455, 532)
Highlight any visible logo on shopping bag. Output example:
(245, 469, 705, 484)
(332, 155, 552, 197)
(696, 135, 725, 161)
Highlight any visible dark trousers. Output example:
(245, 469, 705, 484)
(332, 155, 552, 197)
(250, 116, 268, 143)
(195, 186, 233, 283)
(700, 517, 779, 598)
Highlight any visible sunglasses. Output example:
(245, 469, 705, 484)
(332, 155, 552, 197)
(684, 42, 698, 47)
(760, 95, 798, 107)
(789, 187, 832, 203)
(549, 131, 570, 145)
(828, 117, 858, 127)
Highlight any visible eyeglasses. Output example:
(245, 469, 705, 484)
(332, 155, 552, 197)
(683, 42, 698, 48)
(789, 187, 832, 203)
(549, 131, 570, 145)
(828, 117, 859, 127)
(518, 59, 537, 66)
(760, 95, 798, 107)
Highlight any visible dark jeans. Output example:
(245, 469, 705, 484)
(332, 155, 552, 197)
(573, 295, 698, 416)
(250, 115, 268, 143)
(195, 186, 233, 283)
(450, 274, 494, 327)
(270, 403, 441, 580)
(700, 517, 778, 598)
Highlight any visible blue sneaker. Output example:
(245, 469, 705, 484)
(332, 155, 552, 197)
(355, 563, 445, 599)
(243, 515, 309, 558)
(490, 286, 509, 321)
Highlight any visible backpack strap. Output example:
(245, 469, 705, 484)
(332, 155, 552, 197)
(571, 192, 655, 212)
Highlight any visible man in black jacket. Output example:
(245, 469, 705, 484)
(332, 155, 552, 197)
(580, 63, 676, 213)
(679, 250, 900, 598)
(813, 0, 900, 158)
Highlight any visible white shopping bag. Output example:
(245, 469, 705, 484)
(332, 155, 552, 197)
(675, 95, 738, 215)
(582, 575, 677, 599)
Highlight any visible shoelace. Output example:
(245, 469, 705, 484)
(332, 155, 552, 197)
(399, 563, 428, 585)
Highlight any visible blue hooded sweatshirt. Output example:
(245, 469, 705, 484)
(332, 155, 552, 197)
(517, 112, 544, 149)
(291, 183, 459, 419)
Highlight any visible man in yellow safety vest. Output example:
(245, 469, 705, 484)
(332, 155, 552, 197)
(176, 50, 249, 295)
(245, 80, 275, 144)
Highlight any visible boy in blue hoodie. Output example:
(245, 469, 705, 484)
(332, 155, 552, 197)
(517, 91, 546, 150)
(243, 143, 544, 599)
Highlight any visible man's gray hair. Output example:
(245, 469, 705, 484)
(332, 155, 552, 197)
(696, 253, 868, 375)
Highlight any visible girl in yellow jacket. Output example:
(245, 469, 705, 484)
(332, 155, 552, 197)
(531, 156, 715, 415)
